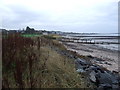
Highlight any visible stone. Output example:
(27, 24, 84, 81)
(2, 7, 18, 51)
(75, 58, 88, 65)
(97, 71, 119, 86)
(112, 70, 119, 74)
(105, 62, 112, 65)
(87, 55, 94, 58)
(75, 64, 83, 70)
(112, 84, 119, 89)
(76, 69, 86, 73)
(74, 57, 120, 89)
(69, 55, 74, 58)
(75, 58, 91, 70)
(75, 60, 82, 69)
(92, 57, 104, 62)
(98, 84, 112, 90)
(88, 65, 104, 73)
(89, 71, 96, 83)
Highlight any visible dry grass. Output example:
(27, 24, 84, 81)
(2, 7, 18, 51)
(39, 46, 95, 88)
(2, 33, 95, 89)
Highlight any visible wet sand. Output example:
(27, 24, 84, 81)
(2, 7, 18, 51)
(63, 42, 119, 72)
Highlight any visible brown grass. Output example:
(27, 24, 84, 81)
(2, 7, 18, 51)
(2, 33, 95, 89)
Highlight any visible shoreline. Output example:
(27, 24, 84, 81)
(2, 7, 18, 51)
(62, 42, 119, 72)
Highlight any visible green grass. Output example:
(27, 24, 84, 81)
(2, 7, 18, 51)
(21, 34, 42, 37)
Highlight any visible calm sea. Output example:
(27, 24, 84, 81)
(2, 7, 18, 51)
(64, 33, 120, 51)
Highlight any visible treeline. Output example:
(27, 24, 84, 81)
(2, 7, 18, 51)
(1, 26, 63, 35)
(2, 26, 43, 35)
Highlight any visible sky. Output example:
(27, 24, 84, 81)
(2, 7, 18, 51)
(0, 0, 119, 33)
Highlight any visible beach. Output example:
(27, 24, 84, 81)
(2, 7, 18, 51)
(63, 42, 119, 72)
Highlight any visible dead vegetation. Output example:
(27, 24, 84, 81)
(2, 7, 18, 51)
(2, 33, 95, 88)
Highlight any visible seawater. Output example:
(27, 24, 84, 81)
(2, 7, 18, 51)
(65, 33, 119, 51)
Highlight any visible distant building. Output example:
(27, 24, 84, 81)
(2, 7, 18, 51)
(43, 32, 48, 35)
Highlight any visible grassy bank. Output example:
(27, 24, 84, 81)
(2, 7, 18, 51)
(2, 34, 95, 88)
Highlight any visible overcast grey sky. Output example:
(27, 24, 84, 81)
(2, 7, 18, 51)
(0, 0, 118, 33)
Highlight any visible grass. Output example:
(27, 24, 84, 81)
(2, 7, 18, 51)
(50, 34, 62, 38)
(43, 34, 62, 40)
(2, 33, 95, 88)
(21, 34, 42, 37)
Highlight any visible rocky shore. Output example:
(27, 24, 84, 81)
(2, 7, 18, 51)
(58, 41, 120, 89)
(63, 42, 119, 72)
(75, 58, 120, 89)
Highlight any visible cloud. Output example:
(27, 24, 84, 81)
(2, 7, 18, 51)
(0, 0, 118, 33)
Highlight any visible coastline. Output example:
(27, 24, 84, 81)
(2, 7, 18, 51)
(62, 42, 119, 72)
(2, 33, 120, 89)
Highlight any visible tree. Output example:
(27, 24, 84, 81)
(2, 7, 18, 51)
(25, 26, 35, 34)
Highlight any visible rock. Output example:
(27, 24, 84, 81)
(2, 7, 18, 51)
(96, 71, 120, 89)
(75, 64, 83, 70)
(92, 58, 104, 64)
(87, 55, 94, 58)
(83, 66, 89, 70)
(75, 58, 88, 65)
(76, 69, 86, 73)
(75, 60, 81, 69)
(116, 75, 120, 85)
(97, 71, 112, 85)
(98, 84, 112, 90)
(99, 61, 104, 64)
(88, 65, 104, 73)
(75, 58, 91, 70)
(112, 79, 119, 85)
(112, 84, 119, 89)
(69, 55, 74, 58)
(112, 70, 119, 74)
(104, 62, 112, 65)
(74, 57, 120, 89)
(89, 71, 96, 83)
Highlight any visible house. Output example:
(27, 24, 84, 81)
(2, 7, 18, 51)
(43, 32, 48, 35)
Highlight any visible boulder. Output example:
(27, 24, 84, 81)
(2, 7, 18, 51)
(97, 71, 112, 85)
(75, 58, 89, 65)
(88, 65, 104, 73)
(89, 71, 96, 83)
(75, 58, 120, 89)
(98, 84, 112, 90)
(75, 58, 91, 70)
(112, 84, 119, 89)
(96, 71, 119, 89)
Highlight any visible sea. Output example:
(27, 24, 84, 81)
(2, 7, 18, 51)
(63, 33, 120, 51)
